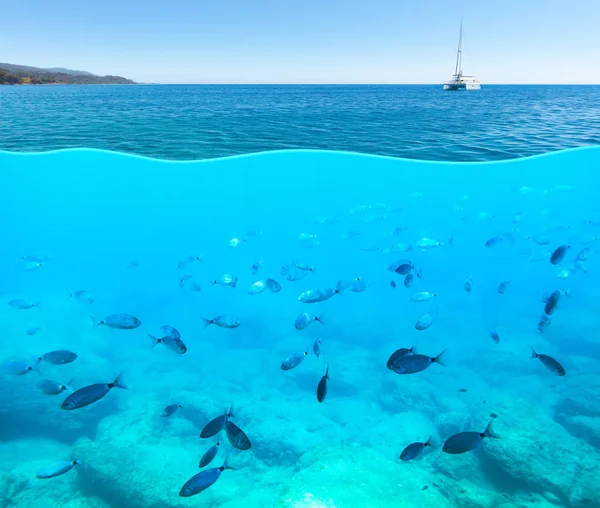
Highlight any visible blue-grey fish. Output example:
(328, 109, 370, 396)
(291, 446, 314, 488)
(415, 237, 442, 249)
(550, 245, 570, 265)
(61, 373, 127, 410)
(577, 247, 592, 261)
(400, 438, 432, 461)
(265, 278, 281, 293)
(404, 271, 421, 288)
(285, 270, 308, 282)
(489, 328, 500, 344)
(298, 287, 339, 303)
(225, 421, 251, 450)
(213, 274, 237, 289)
(497, 280, 510, 294)
(9, 299, 40, 310)
(179, 457, 233, 497)
(531, 348, 566, 376)
(390, 350, 445, 374)
(293, 261, 315, 272)
(24, 261, 44, 271)
(161, 403, 182, 417)
(200, 406, 234, 438)
(201, 315, 241, 329)
(91, 314, 141, 329)
(177, 255, 203, 269)
(36, 460, 80, 479)
(537, 314, 551, 334)
(1, 361, 36, 375)
(179, 274, 201, 292)
(390, 280, 397, 289)
(317, 364, 329, 403)
(69, 290, 94, 304)
(38, 378, 73, 395)
(415, 310, 437, 331)
(248, 280, 268, 295)
(387, 346, 415, 371)
(37, 350, 77, 365)
(149, 333, 187, 354)
(312, 338, 323, 358)
(388, 260, 413, 275)
(485, 237, 503, 248)
(544, 290, 561, 315)
(251, 259, 263, 275)
(410, 291, 436, 303)
(463, 277, 473, 293)
(281, 350, 308, 371)
(442, 421, 500, 454)
(336, 277, 368, 293)
(295, 312, 326, 331)
(26, 326, 41, 336)
(199, 441, 220, 468)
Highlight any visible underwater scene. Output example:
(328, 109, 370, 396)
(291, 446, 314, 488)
(1, 146, 599, 508)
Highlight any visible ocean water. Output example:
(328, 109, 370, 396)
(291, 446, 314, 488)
(1, 85, 600, 161)
(1, 147, 599, 507)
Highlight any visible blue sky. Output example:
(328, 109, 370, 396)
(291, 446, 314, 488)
(1, 0, 599, 84)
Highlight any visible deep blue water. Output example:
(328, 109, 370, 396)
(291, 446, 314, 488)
(1, 84, 600, 161)
(1, 147, 599, 507)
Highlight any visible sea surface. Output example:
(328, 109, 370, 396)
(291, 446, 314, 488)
(1, 146, 599, 507)
(1, 84, 600, 161)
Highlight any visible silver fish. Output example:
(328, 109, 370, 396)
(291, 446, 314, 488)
(281, 350, 308, 370)
(213, 274, 237, 289)
(415, 310, 437, 331)
(201, 315, 241, 329)
(295, 312, 326, 330)
(298, 287, 339, 303)
(36, 460, 80, 479)
(9, 299, 40, 310)
(91, 314, 141, 329)
(410, 291, 436, 303)
(69, 290, 94, 304)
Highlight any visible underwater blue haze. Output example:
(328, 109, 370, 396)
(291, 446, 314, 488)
(0, 85, 600, 508)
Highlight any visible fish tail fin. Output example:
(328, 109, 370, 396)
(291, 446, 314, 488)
(222, 455, 236, 471)
(201, 318, 212, 329)
(65, 378, 75, 392)
(73, 459, 81, 466)
(112, 373, 128, 390)
(231, 280, 237, 289)
(425, 437, 433, 447)
(227, 403, 235, 419)
(90, 316, 100, 328)
(325, 363, 330, 380)
(484, 420, 501, 439)
(148, 334, 160, 347)
(34, 301, 42, 309)
(36, 356, 43, 365)
(410, 344, 418, 355)
(317, 311, 327, 326)
(433, 350, 446, 367)
(530, 348, 538, 359)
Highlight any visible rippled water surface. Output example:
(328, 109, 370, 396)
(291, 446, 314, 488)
(2, 85, 600, 161)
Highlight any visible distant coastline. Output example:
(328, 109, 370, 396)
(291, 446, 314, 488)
(0, 63, 135, 85)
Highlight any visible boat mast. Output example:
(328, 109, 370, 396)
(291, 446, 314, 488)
(454, 20, 463, 78)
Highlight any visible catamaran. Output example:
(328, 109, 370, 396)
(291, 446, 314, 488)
(444, 21, 480, 91)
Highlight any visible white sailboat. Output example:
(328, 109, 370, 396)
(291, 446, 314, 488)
(443, 21, 480, 91)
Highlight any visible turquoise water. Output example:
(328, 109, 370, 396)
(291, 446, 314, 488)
(1, 85, 600, 161)
(1, 147, 599, 507)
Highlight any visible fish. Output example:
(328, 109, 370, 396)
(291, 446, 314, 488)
(442, 420, 500, 454)
(512, 212, 526, 223)
(293, 261, 315, 272)
(497, 281, 510, 294)
(265, 278, 281, 293)
(248, 280, 267, 295)
(200, 405, 235, 438)
(458, 388, 468, 393)
(251, 259, 263, 275)
(160, 325, 181, 339)
(294, 312, 326, 331)
(225, 421, 252, 450)
(400, 438, 432, 461)
(312, 338, 323, 358)
(149, 333, 187, 354)
(336, 277, 368, 293)
(36, 460, 80, 479)
(317, 364, 329, 403)
(489, 328, 500, 344)
(544, 290, 561, 315)
(410, 291, 436, 303)
(199, 441, 220, 468)
(415, 310, 437, 331)
(1, 361, 36, 375)
(285, 270, 308, 282)
(61, 373, 127, 410)
(390, 350, 445, 375)
(201, 315, 241, 329)
(8, 299, 40, 310)
(297, 287, 339, 303)
(126, 260, 139, 269)
(388, 260, 413, 275)
(281, 350, 308, 371)
(26, 326, 41, 336)
(24, 261, 44, 271)
(485, 237, 503, 248)
(38, 379, 73, 395)
(316, 216, 339, 225)
(531, 348, 566, 376)
(177, 255, 203, 269)
(37, 350, 78, 365)
(228, 237, 245, 248)
(550, 245, 570, 265)
(415, 238, 442, 249)
(69, 290, 94, 304)
(404, 271, 421, 288)
(537, 314, 551, 334)
(386, 346, 415, 370)
(213, 274, 237, 289)
(161, 403, 182, 417)
(179, 457, 233, 497)
(179, 274, 201, 292)
(490, 413, 498, 419)
(91, 314, 141, 330)
(390, 280, 397, 289)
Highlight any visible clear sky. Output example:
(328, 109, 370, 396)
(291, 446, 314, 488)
(1, 0, 599, 84)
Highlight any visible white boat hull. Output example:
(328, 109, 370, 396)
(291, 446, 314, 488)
(443, 81, 481, 91)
